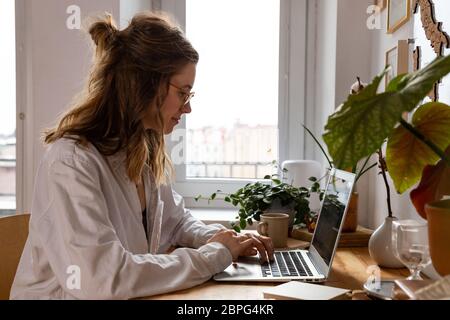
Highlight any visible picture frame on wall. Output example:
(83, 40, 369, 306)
(375, 0, 387, 10)
(385, 40, 409, 88)
(387, 0, 411, 34)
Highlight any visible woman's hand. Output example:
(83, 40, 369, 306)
(207, 229, 274, 263)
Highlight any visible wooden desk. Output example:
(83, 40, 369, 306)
(144, 247, 410, 300)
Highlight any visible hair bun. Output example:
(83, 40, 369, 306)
(89, 13, 119, 53)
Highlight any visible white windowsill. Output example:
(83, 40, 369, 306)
(189, 208, 257, 230)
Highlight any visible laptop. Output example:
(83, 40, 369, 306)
(214, 168, 355, 283)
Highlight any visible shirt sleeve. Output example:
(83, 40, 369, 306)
(159, 184, 228, 249)
(36, 156, 232, 300)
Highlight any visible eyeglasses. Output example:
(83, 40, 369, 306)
(169, 83, 195, 106)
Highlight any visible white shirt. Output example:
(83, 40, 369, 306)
(10, 138, 232, 300)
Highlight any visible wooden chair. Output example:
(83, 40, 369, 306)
(0, 213, 30, 300)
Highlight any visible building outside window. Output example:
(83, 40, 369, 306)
(185, 0, 280, 180)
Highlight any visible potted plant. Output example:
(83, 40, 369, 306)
(322, 54, 450, 270)
(196, 164, 321, 233)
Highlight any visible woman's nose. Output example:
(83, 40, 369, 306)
(181, 102, 192, 114)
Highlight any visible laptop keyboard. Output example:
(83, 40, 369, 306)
(261, 251, 314, 277)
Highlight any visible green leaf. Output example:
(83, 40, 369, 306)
(272, 179, 282, 185)
(264, 175, 271, 180)
(386, 73, 408, 92)
(386, 102, 450, 193)
(224, 196, 231, 203)
(194, 195, 202, 202)
(308, 177, 317, 182)
(240, 219, 247, 230)
(210, 193, 216, 200)
(323, 68, 394, 169)
(323, 54, 450, 169)
(400, 56, 450, 105)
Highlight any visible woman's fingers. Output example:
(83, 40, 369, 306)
(254, 235, 274, 261)
(244, 235, 269, 263)
(238, 238, 258, 261)
(241, 246, 258, 256)
(212, 231, 276, 263)
(238, 233, 274, 262)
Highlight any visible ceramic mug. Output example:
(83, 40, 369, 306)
(257, 213, 289, 248)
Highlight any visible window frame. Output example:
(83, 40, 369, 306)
(15, 0, 30, 215)
(158, 0, 309, 208)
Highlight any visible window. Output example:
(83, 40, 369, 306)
(162, 0, 308, 205)
(0, 0, 16, 216)
(185, 0, 280, 180)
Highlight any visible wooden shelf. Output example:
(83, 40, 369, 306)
(291, 225, 373, 247)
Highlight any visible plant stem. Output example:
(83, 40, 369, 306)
(378, 149, 393, 218)
(302, 124, 334, 168)
(400, 119, 450, 166)
(355, 162, 377, 184)
(355, 155, 371, 182)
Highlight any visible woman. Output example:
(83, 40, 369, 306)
(11, 12, 273, 300)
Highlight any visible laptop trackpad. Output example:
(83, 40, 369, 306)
(214, 256, 262, 281)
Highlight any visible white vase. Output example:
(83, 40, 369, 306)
(368, 216, 404, 268)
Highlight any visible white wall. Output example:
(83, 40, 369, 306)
(16, 0, 156, 212)
(309, 0, 373, 228)
(336, 0, 374, 228)
(367, 7, 415, 229)
(120, 0, 152, 29)
(311, 0, 337, 166)
(335, 0, 372, 110)
(307, 0, 373, 157)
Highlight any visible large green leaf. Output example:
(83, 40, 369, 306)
(400, 56, 450, 104)
(323, 55, 450, 169)
(323, 68, 403, 169)
(386, 103, 450, 194)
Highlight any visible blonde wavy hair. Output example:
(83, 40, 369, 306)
(44, 12, 199, 185)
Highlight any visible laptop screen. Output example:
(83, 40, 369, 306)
(311, 170, 354, 266)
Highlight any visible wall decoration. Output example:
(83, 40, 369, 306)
(385, 40, 409, 88)
(387, 0, 411, 34)
(413, 0, 450, 56)
(413, 0, 450, 101)
(413, 46, 421, 71)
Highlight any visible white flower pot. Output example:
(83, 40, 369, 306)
(368, 216, 404, 268)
